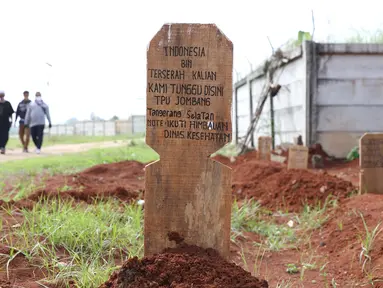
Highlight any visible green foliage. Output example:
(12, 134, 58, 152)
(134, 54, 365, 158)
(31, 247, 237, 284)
(347, 146, 359, 161)
(345, 29, 383, 43)
(8, 199, 143, 287)
(297, 31, 312, 43)
(283, 30, 312, 50)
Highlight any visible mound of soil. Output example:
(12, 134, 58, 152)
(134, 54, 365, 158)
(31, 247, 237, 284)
(4, 152, 356, 213)
(11, 161, 146, 209)
(212, 149, 258, 168)
(215, 151, 355, 212)
(100, 244, 268, 288)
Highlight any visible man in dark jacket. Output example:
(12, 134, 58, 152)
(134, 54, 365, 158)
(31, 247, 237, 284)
(0, 90, 15, 154)
(15, 91, 32, 152)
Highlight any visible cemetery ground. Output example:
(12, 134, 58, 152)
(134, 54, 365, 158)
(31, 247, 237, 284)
(1, 135, 144, 163)
(0, 140, 382, 287)
(6, 134, 140, 150)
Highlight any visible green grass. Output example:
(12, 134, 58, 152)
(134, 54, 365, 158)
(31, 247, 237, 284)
(0, 139, 340, 286)
(0, 180, 336, 287)
(0, 140, 158, 201)
(4, 198, 143, 287)
(3, 196, 331, 287)
(0, 140, 234, 201)
(6, 133, 144, 150)
(0, 140, 158, 177)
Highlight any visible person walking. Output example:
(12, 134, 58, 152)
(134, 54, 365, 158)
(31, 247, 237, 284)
(24, 92, 52, 154)
(15, 91, 32, 152)
(0, 90, 15, 154)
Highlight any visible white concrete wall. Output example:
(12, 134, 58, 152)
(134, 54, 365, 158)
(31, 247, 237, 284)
(132, 115, 146, 133)
(45, 118, 145, 136)
(251, 77, 270, 139)
(234, 46, 306, 149)
(235, 43, 383, 158)
(236, 84, 251, 140)
(315, 52, 383, 158)
(251, 57, 306, 147)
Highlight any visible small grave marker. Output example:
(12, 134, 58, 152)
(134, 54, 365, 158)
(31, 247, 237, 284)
(287, 145, 309, 170)
(258, 136, 272, 161)
(144, 23, 233, 259)
(360, 133, 383, 194)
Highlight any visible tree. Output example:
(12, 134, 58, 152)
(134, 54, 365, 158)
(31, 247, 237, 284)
(110, 115, 119, 121)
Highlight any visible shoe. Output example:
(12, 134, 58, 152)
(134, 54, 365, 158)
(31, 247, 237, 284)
(36, 149, 41, 154)
(0, 148, 5, 154)
(23, 148, 27, 153)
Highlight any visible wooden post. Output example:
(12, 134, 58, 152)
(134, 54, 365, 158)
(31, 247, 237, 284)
(144, 23, 233, 259)
(360, 133, 383, 194)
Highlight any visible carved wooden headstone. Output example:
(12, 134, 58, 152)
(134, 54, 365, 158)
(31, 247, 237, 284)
(258, 136, 272, 161)
(144, 23, 233, 259)
(287, 145, 309, 170)
(360, 133, 383, 194)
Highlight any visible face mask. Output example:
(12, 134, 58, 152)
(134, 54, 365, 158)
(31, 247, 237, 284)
(36, 96, 42, 101)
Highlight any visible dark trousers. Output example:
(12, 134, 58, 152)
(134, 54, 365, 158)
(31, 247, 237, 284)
(0, 121, 10, 148)
(30, 125, 45, 149)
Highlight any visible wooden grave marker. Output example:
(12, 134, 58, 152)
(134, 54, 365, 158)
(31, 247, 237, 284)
(287, 145, 309, 170)
(144, 23, 233, 259)
(258, 136, 272, 161)
(360, 133, 383, 194)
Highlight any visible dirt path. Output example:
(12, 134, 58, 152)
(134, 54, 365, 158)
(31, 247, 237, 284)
(0, 140, 129, 163)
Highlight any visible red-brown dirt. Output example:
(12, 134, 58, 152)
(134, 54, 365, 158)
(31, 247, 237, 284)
(0, 240, 47, 288)
(0, 149, 368, 287)
(311, 193, 383, 284)
(230, 193, 383, 287)
(6, 160, 146, 209)
(212, 153, 356, 212)
(100, 243, 268, 288)
(2, 152, 357, 214)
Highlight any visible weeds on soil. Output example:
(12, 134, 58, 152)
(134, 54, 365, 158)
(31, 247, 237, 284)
(357, 212, 382, 275)
(4, 198, 143, 287)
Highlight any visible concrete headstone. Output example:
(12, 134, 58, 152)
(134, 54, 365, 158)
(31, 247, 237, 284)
(287, 145, 309, 170)
(258, 136, 272, 161)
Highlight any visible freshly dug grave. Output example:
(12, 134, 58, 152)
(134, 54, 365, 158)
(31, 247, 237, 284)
(100, 243, 268, 288)
(212, 152, 356, 212)
(232, 159, 355, 212)
(8, 160, 146, 209)
(4, 153, 355, 213)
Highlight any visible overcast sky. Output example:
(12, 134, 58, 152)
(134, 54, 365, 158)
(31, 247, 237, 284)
(0, 0, 382, 123)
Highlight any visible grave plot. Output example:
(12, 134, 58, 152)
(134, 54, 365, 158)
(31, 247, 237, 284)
(1, 28, 383, 288)
(101, 22, 268, 287)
